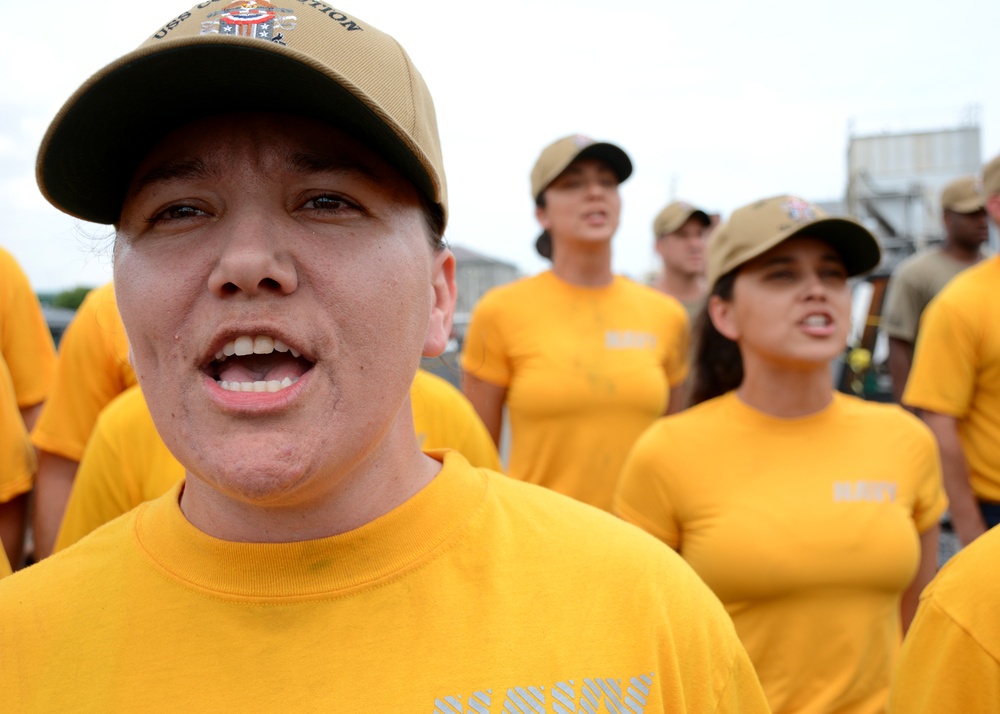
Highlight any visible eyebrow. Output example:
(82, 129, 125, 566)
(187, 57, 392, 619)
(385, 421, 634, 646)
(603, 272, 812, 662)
(289, 151, 380, 181)
(129, 158, 212, 196)
(129, 150, 381, 196)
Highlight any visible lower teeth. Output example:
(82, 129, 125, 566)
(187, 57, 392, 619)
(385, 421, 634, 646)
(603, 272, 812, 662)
(218, 376, 297, 393)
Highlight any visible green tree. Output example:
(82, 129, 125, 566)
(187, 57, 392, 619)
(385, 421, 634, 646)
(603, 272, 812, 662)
(51, 286, 94, 311)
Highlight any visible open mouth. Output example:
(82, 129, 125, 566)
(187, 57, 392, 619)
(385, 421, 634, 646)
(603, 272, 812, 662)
(206, 334, 314, 393)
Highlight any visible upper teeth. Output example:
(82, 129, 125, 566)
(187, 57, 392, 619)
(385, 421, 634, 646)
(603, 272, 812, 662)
(215, 335, 301, 362)
(803, 315, 829, 326)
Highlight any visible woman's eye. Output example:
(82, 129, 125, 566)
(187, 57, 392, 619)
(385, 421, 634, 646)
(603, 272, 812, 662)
(151, 204, 205, 224)
(308, 195, 353, 211)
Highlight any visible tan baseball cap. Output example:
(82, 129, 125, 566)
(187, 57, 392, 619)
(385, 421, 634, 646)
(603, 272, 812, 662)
(37, 2, 446, 227)
(530, 135, 632, 200)
(707, 195, 881, 287)
(940, 176, 984, 213)
(653, 201, 711, 238)
(983, 154, 1000, 199)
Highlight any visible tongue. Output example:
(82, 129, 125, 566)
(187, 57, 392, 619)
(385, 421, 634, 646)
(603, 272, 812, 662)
(218, 355, 308, 384)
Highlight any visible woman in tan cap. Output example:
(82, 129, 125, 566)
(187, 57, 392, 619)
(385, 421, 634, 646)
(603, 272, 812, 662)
(615, 195, 945, 714)
(0, 4, 771, 712)
(461, 135, 690, 511)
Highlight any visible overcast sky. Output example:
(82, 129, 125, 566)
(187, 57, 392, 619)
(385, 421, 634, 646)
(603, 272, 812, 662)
(3, 0, 998, 292)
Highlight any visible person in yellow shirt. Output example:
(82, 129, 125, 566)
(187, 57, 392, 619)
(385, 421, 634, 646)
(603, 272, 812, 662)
(462, 135, 689, 511)
(31, 281, 135, 558)
(904, 153, 1000, 548)
(615, 195, 945, 714)
(0, 5, 770, 711)
(888, 519, 1000, 713)
(55, 371, 501, 551)
(0, 247, 57, 567)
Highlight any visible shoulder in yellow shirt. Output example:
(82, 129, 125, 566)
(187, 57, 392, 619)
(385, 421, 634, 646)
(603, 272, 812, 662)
(31, 281, 136, 461)
(890, 522, 1000, 713)
(0, 247, 56, 408)
(0, 356, 36, 504)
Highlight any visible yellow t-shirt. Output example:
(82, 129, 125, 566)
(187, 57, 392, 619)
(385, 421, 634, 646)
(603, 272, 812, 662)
(410, 368, 502, 471)
(0, 357, 37, 505)
(881, 248, 972, 343)
(889, 523, 1000, 713)
(615, 391, 947, 714)
(2, 451, 770, 713)
(0, 247, 57, 408)
(31, 281, 136, 461)
(462, 271, 689, 510)
(903, 256, 1000, 502)
(55, 372, 501, 551)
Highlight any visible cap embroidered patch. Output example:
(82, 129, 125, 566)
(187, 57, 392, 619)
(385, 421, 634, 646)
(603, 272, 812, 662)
(572, 134, 594, 148)
(204, 1, 298, 43)
(781, 197, 816, 223)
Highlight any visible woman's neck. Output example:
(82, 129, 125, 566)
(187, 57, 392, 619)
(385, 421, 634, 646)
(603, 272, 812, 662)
(737, 358, 834, 418)
(550, 240, 613, 286)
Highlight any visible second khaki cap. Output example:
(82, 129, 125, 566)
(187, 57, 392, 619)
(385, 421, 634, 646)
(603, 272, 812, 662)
(653, 201, 711, 238)
(530, 135, 632, 200)
(983, 154, 1000, 199)
(707, 195, 881, 287)
(940, 176, 984, 213)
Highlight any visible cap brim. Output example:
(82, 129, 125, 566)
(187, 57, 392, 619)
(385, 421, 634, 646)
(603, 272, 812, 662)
(786, 218, 881, 277)
(575, 143, 633, 184)
(945, 197, 985, 214)
(38, 37, 438, 225)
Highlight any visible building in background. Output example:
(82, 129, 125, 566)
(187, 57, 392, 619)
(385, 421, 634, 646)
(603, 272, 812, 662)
(450, 245, 519, 343)
(421, 244, 518, 387)
(846, 121, 984, 267)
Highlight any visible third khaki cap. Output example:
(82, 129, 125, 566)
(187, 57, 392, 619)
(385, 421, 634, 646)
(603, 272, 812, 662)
(653, 201, 711, 238)
(707, 195, 881, 287)
(940, 176, 984, 213)
(530, 135, 632, 200)
(983, 154, 1000, 198)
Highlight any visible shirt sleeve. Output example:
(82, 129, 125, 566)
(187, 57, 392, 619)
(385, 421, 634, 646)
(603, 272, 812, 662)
(903, 296, 977, 418)
(31, 286, 133, 461)
(460, 293, 511, 388)
(0, 250, 57, 408)
(0, 358, 35, 503)
(613, 421, 682, 549)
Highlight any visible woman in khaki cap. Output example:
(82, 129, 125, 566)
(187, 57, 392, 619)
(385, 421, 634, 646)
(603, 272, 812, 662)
(461, 135, 691, 512)
(615, 195, 946, 714)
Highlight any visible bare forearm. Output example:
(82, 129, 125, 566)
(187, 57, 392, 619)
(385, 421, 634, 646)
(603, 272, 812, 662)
(900, 525, 939, 633)
(32, 451, 80, 560)
(923, 412, 985, 546)
(886, 338, 913, 405)
(0, 494, 28, 569)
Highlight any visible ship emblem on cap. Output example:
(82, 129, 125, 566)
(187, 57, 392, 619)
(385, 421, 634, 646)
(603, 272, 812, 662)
(572, 135, 594, 148)
(781, 197, 816, 223)
(204, 1, 297, 44)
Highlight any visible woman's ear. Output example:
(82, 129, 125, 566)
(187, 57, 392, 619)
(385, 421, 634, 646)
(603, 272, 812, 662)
(422, 248, 457, 358)
(708, 294, 740, 342)
(535, 204, 552, 232)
